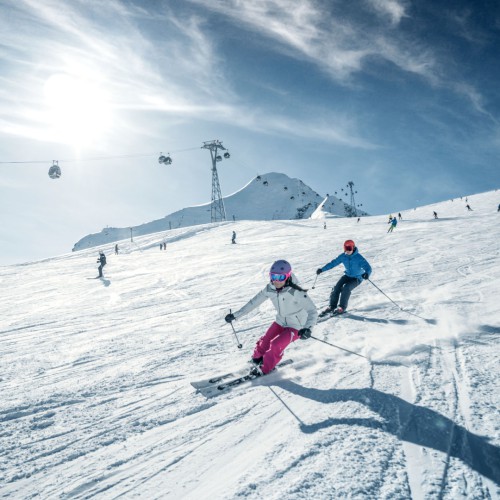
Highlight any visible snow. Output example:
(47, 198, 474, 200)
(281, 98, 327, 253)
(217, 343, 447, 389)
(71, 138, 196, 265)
(1, 190, 499, 499)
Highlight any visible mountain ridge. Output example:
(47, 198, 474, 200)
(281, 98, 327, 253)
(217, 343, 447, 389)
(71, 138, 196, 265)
(72, 172, 369, 251)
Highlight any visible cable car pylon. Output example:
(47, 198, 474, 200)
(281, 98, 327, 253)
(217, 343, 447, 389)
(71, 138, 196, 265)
(202, 140, 229, 223)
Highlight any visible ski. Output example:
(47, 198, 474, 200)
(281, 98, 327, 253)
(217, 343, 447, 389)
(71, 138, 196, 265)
(191, 359, 294, 398)
(317, 310, 347, 323)
(191, 365, 254, 389)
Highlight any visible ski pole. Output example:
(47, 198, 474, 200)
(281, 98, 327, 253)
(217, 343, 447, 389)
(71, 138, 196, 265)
(310, 335, 369, 360)
(367, 279, 428, 321)
(228, 309, 243, 349)
(311, 274, 318, 289)
(367, 279, 402, 309)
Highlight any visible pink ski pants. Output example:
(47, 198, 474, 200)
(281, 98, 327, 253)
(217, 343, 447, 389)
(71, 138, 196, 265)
(253, 322, 299, 374)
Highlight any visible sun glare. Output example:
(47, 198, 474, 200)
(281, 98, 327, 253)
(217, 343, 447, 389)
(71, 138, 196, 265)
(43, 73, 112, 147)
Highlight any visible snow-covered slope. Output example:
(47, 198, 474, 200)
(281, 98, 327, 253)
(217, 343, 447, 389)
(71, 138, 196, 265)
(72, 172, 369, 251)
(1, 190, 499, 499)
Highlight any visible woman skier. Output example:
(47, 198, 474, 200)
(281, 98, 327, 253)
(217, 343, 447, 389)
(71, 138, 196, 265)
(225, 260, 318, 377)
(316, 240, 372, 317)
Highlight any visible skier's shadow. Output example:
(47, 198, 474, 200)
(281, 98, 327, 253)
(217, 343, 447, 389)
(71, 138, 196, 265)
(272, 381, 500, 484)
(100, 278, 111, 287)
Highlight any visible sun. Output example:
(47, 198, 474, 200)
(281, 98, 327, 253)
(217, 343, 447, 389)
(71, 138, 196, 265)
(43, 73, 112, 147)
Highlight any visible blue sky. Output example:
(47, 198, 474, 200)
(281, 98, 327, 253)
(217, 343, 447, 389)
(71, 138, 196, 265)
(1, 0, 499, 264)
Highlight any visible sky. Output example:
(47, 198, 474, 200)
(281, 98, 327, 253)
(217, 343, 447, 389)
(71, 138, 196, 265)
(1, 190, 499, 498)
(1, 0, 500, 265)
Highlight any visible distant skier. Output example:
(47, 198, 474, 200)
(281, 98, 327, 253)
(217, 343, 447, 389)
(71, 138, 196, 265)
(115, 244, 119, 255)
(498, 203, 500, 212)
(398, 212, 402, 220)
(231, 231, 237, 244)
(357, 217, 360, 223)
(225, 260, 318, 377)
(323, 222, 327, 229)
(97, 251, 106, 278)
(433, 211, 438, 219)
(387, 217, 397, 232)
(316, 240, 372, 317)
(466, 204, 473, 211)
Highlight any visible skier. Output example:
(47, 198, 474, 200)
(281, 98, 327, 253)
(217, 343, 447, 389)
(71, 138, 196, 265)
(231, 231, 237, 244)
(398, 212, 402, 220)
(466, 204, 473, 211)
(224, 260, 318, 377)
(323, 222, 327, 229)
(387, 216, 397, 232)
(97, 251, 106, 278)
(498, 203, 500, 212)
(316, 240, 372, 316)
(115, 244, 119, 255)
(433, 211, 438, 219)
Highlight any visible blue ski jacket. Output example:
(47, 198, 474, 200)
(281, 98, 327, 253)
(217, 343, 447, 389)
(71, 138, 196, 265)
(320, 247, 372, 280)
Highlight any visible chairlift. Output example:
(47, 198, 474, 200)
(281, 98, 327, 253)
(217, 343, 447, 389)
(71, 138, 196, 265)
(223, 152, 230, 159)
(158, 153, 173, 165)
(216, 155, 222, 162)
(48, 161, 61, 179)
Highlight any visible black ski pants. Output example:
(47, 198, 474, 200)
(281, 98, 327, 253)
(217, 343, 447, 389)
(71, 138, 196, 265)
(329, 275, 360, 310)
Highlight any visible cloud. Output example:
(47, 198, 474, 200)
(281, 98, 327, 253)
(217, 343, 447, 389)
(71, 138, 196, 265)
(188, 0, 436, 82)
(0, 0, 378, 149)
(365, 0, 409, 25)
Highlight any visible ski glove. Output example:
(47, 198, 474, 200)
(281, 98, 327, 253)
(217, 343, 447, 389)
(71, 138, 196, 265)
(298, 328, 311, 339)
(316, 268, 323, 275)
(225, 313, 236, 323)
(362, 273, 369, 280)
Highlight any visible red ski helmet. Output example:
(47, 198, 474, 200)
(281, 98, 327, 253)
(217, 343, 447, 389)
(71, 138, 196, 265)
(344, 240, 355, 251)
(269, 260, 292, 281)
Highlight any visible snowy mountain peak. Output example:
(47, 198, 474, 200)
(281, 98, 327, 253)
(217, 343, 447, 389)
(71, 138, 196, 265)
(72, 172, 368, 251)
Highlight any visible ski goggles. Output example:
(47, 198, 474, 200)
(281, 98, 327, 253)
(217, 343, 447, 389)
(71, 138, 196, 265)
(270, 272, 289, 282)
(344, 245, 354, 252)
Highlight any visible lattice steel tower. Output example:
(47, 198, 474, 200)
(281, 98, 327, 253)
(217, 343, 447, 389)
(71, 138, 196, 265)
(347, 181, 357, 217)
(202, 140, 229, 223)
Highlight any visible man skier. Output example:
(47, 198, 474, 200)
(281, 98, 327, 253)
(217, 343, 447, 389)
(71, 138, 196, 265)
(316, 240, 372, 317)
(97, 251, 107, 278)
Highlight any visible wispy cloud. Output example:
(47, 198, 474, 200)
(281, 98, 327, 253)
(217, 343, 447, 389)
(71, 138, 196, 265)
(188, 0, 436, 82)
(0, 0, 376, 148)
(365, 0, 409, 25)
(1, 0, 491, 152)
(190, 0, 494, 123)
(0, 0, 230, 141)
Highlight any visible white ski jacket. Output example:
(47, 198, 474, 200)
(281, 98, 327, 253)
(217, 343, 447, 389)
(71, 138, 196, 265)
(233, 277, 318, 330)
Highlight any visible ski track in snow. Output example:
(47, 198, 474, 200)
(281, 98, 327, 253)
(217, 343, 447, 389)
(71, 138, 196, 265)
(1, 190, 500, 499)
